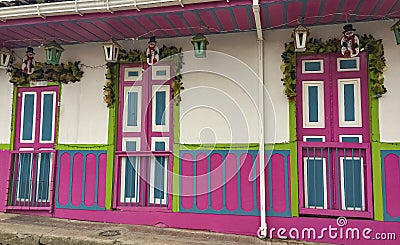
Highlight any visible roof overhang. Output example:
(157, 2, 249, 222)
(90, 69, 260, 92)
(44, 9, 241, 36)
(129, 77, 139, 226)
(0, 0, 399, 48)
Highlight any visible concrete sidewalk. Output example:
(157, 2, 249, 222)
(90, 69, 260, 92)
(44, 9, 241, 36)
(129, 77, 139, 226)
(0, 213, 327, 245)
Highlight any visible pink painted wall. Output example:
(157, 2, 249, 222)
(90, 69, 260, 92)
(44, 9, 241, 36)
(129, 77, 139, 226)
(181, 153, 194, 210)
(57, 151, 107, 209)
(270, 154, 287, 213)
(383, 153, 400, 218)
(240, 154, 254, 212)
(58, 152, 71, 206)
(0, 150, 10, 212)
(180, 151, 290, 216)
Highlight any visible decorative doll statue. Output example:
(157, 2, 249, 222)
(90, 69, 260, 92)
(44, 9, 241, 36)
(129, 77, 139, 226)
(22, 47, 35, 75)
(341, 24, 359, 58)
(146, 36, 159, 66)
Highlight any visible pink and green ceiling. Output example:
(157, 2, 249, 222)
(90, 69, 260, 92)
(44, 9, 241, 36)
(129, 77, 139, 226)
(0, 0, 399, 48)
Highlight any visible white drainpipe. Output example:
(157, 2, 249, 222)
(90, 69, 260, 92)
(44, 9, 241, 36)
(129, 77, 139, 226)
(0, 0, 216, 21)
(252, 0, 267, 239)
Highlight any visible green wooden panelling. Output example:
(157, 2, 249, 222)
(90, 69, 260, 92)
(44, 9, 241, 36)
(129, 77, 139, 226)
(368, 81, 384, 221)
(288, 99, 298, 216)
(172, 103, 180, 212)
(180, 143, 290, 151)
(371, 142, 383, 221)
(266, 143, 291, 151)
(290, 142, 298, 216)
(56, 144, 109, 150)
(289, 100, 297, 142)
(0, 144, 10, 150)
(379, 142, 400, 149)
(180, 143, 259, 151)
(105, 64, 119, 210)
(370, 99, 380, 142)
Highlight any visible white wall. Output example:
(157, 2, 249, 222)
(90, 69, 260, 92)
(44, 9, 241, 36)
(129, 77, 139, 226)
(164, 33, 262, 144)
(57, 44, 109, 144)
(0, 69, 13, 144)
(170, 32, 288, 144)
(264, 31, 291, 144)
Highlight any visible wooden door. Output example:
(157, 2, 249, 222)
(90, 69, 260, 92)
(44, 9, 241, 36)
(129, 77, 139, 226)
(296, 53, 373, 218)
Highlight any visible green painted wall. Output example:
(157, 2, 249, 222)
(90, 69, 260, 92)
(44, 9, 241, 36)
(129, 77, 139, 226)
(369, 81, 384, 221)
(105, 64, 119, 210)
(379, 142, 400, 150)
(180, 143, 260, 151)
(56, 144, 109, 150)
(9, 87, 17, 150)
(371, 142, 383, 221)
(172, 102, 180, 212)
(288, 100, 298, 216)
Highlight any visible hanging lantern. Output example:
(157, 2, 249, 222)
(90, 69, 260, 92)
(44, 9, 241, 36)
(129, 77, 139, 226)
(391, 20, 400, 45)
(0, 47, 11, 68)
(44, 40, 64, 65)
(102, 40, 121, 63)
(292, 24, 310, 52)
(191, 34, 209, 58)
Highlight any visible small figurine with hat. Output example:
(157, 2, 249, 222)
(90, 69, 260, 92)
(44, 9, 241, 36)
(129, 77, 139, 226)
(22, 47, 35, 75)
(146, 36, 159, 66)
(341, 24, 359, 58)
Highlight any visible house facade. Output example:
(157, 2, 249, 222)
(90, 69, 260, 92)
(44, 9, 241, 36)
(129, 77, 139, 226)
(0, 0, 400, 244)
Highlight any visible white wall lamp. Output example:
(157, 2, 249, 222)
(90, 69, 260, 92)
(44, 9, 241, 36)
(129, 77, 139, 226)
(292, 23, 310, 52)
(0, 47, 11, 68)
(102, 40, 121, 62)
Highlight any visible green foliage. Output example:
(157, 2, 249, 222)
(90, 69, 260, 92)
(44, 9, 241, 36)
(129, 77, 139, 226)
(281, 35, 387, 99)
(104, 46, 184, 107)
(360, 34, 387, 96)
(9, 61, 84, 86)
(159, 45, 184, 105)
(118, 48, 146, 63)
(103, 63, 115, 108)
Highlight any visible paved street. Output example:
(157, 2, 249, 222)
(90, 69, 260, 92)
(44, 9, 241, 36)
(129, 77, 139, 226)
(0, 213, 330, 245)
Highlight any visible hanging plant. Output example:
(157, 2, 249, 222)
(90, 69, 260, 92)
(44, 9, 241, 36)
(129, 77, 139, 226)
(281, 35, 387, 99)
(103, 63, 115, 108)
(159, 45, 184, 105)
(118, 48, 147, 63)
(103, 45, 184, 107)
(9, 61, 84, 86)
